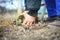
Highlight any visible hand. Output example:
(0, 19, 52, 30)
(22, 11, 36, 26)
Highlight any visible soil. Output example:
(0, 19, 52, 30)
(0, 22, 60, 40)
(0, 13, 60, 40)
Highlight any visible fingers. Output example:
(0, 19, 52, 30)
(23, 22, 35, 26)
(30, 22, 32, 26)
(22, 20, 33, 26)
(26, 22, 30, 26)
(23, 21, 31, 26)
(22, 19, 27, 25)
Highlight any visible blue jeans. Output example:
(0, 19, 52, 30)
(25, 0, 41, 10)
(25, 0, 41, 17)
(45, 0, 60, 17)
(25, 0, 60, 17)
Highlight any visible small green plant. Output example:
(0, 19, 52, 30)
(15, 13, 24, 26)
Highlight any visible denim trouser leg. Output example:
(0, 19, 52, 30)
(45, 0, 57, 17)
(25, 0, 41, 10)
(55, 0, 60, 16)
(25, 0, 41, 17)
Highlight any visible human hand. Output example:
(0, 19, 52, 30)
(22, 11, 36, 26)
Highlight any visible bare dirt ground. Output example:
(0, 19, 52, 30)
(0, 13, 60, 40)
(0, 23, 60, 40)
